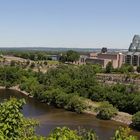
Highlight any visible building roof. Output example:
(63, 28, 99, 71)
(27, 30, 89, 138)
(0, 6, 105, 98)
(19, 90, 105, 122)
(126, 52, 135, 55)
(133, 52, 140, 55)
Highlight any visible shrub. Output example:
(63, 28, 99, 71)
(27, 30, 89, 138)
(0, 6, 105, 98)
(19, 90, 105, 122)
(96, 102, 118, 120)
(65, 95, 87, 113)
(77, 128, 98, 140)
(132, 111, 140, 130)
(112, 127, 137, 140)
(47, 127, 82, 140)
(136, 66, 140, 73)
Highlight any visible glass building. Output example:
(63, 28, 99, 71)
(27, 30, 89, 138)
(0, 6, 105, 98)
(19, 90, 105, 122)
(126, 35, 140, 66)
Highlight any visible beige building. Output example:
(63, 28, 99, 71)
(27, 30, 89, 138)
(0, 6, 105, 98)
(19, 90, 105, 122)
(86, 52, 125, 68)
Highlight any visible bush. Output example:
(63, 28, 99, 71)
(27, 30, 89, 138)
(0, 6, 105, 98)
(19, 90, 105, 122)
(0, 98, 37, 139)
(47, 127, 82, 140)
(30, 62, 35, 68)
(96, 102, 118, 120)
(132, 111, 140, 130)
(136, 66, 140, 73)
(64, 95, 87, 113)
(112, 127, 137, 140)
(77, 128, 98, 140)
(106, 62, 113, 73)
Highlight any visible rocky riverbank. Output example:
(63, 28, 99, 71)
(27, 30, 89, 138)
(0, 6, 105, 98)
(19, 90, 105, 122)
(84, 99, 132, 125)
(0, 85, 33, 98)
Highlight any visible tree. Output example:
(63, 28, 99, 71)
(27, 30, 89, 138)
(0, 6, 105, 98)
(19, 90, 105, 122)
(59, 50, 80, 63)
(47, 127, 82, 140)
(20, 76, 40, 96)
(119, 64, 134, 73)
(30, 62, 35, 68)
(106, 61, 113, 73)
(10, 60, 16, 66)
(77, 128, 98, 140)
(132, 111, 140, 130)
(0, 98, 37, 139)
(136, 66, 140, 73)
(0, 66, 22, 88)
(26, 60, 30, 66)
(96, 102, 118, 120)
(66, 50, 80, 62)
(112, 127, 137, 140)
(44, 61, 48, 65)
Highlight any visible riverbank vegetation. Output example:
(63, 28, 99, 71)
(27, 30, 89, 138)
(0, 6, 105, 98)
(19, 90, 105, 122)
(0, 98, 137, 140)
(96, 102, 118, 120)
(1, 64, 140, 127)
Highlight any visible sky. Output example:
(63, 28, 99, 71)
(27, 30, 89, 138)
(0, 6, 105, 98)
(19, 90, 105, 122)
(0, 0, 140, 48)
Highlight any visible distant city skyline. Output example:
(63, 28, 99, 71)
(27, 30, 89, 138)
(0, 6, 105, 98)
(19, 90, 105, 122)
(0, 0, 140, 48)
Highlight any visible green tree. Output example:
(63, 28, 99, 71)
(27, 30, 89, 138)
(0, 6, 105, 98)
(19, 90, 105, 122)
(59, 50, 80, 63)
(47, 127, 82, 140)
(136, 66, 140, 73)
(0, 66, 22, 88)
(30, 62, 35, 68)
(20, 76, 40, 96)
(78, 128, 98, 140)
(112, 127, 137, 140)
(132, 111, 140, 130)
(96, 102, 118, 120)
(0, 98, 37, 140)
(66, 50, 80, 62)
(10, 60, 16, 66)
(106, 61, 113, 73)
(119, 64, 134, 73)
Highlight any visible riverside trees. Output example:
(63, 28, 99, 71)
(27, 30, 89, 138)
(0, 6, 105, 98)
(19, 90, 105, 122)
(0, 98, 38, 140)
(0, 98, 137, 140)
(96, 102, 118, 120)
(0, 64, 140, 115)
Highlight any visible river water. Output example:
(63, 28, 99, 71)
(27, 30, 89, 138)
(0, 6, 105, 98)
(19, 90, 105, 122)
(0, 89, 140, 140)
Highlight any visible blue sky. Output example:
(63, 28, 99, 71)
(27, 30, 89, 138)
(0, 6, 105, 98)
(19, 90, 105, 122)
(0, 0, 140, 48)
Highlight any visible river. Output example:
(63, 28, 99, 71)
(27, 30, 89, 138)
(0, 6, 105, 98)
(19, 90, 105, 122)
(0, 89, 140, 140)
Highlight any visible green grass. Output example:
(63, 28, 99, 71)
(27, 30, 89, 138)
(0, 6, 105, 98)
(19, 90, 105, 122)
(47, 60, 59, 65)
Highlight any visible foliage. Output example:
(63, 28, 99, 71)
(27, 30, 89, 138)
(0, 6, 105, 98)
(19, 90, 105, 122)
(19, 76, 41, 96)
(136, 66, 140, 73)
(40, 88, 87, 113)
(77, 128, 98, 140)
(10, 60, 16, 66)
(0, 64, 140, 115)
(0, 98, 138, 140)
(132, 111, 140, 130)
(92, 64, 103, 73)
(106, 61, 113, 73)
(66, 50, 80, 62)
(47, 127, 99, 140)
(0, 66, 22, 88)
(96, 102, 118, 120)
(118, 64, 134, 73)
(47, 127, 82, 140)
(0, 98, 38, 140)
(112, 127, 137, 140)
(59, 50, 80, 62)
(30, 62, 35, 68)
(2, 50, 57, 61)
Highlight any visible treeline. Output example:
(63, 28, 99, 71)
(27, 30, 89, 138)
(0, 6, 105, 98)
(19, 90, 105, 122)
(1, 50, 80, 63)
(0, 98, 138, 140)
(2, 65, 140, 129)
(1, 65, 140, 115)
(1, 50, 56, 60)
